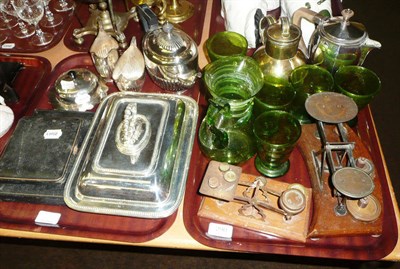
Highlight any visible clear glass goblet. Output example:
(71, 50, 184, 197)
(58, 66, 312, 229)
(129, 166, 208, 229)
(12, 0, 53, 46)
(40, 0, 63, 28)
(53, 0, 75, 12)
(1, 0, 35, 39)
(0, 7, 18, 30)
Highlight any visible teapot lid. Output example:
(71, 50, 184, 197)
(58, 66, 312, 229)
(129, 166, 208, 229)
(142, 22, 198, 65)
(321, 9, 367, 45)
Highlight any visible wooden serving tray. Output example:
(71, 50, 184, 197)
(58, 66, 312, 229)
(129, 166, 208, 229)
(182, 0, 397, 260)
(183, 99, 397, 260)
(0, 54, 51, 152)
(0, 53, 200, 243)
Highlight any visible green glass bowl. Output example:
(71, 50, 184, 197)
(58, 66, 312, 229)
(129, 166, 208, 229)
(205, 31, 248, 62)
(334, 66, 381, 110)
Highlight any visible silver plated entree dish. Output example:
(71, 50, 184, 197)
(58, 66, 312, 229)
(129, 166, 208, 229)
(64, 92, 198, 218)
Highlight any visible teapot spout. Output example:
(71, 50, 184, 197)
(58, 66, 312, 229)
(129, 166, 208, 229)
(360, 38, 382, 65)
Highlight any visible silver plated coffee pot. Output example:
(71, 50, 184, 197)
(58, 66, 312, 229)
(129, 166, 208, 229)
(293, 8, 381, 73)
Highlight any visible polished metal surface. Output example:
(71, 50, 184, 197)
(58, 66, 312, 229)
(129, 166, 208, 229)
(142, 22, 200, 91)
(165, 0, 194, 24)
(199, 160, 242, 202)
(90, 24, 119, 80)
(73, 0, 135, 48)
(305, 92, 358, 123)
(346, 194, 381, 222)
(64, 92, 198, 218)
(293, 7, 381, 69)
(51, 68, 108, 111)
(115, 103, 151, 164)
(112, 37, 145, 92)
(332, 167, 375, 199)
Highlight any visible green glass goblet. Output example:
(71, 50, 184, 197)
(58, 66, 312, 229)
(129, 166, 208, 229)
(289, 65, 334, 124)
(252, 79, 296, 118)
(253, 110, 301, 178)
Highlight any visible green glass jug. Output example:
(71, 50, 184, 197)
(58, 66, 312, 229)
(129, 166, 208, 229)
(199, 56, 264, 164)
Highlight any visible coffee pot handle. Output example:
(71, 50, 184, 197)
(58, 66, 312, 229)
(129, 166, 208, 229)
(255, 9, 277, 46)
(137, 4, 159, 33)
(292, 7, 326, 58)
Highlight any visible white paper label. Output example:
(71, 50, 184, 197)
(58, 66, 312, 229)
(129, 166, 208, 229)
(35, 211, 61, 226)
(207, 222, 233, 240)
(43, 129, 62, 139)
(60, 79, 75, 90)
(1, 43, 15, 49)
(74, 92, 91, 105)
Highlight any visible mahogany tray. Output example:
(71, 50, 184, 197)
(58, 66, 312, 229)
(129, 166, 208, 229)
(0, 53, 200, 243)
(0, 54, 51, 152)
(0, 6, 75, 53)
(182, 0, 397, 260)
(63, 0, 207, 52)
(183, 93, 397, 260)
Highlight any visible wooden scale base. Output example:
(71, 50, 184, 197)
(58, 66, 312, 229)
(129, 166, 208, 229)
(298, 123, 383, 238)
(197, 161, 313, 242)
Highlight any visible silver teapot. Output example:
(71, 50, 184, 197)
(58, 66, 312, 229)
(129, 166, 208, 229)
(293, 8, 381, 73)
(138, 4, 200, 92)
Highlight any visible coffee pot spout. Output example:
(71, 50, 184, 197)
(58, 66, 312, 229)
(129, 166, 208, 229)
(359, 38, 382, 65)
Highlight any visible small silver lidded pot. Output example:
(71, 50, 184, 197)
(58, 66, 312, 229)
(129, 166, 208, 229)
(52, 68, 108, 111)
(112, 37, 146, 92)
(90, 23, 119, 82)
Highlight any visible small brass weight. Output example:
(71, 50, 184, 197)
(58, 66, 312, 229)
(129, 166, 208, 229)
(73, 0, 136, 48)
(199, 161, 307, 222)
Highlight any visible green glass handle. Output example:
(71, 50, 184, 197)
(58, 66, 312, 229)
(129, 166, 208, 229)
(205, 101, 229, 149)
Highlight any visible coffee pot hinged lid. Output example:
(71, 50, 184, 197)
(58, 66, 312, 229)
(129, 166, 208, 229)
(292, 8, 381, 69)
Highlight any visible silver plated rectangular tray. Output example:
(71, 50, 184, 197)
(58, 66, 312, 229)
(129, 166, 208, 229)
(64, 92, 198, 218)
